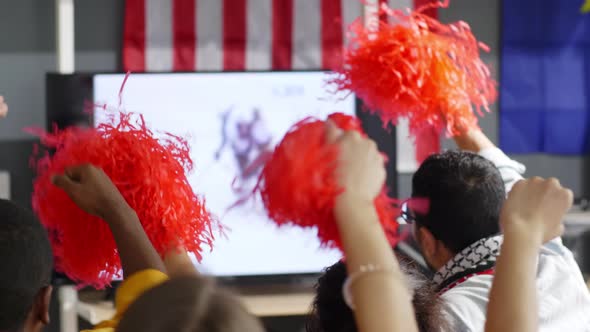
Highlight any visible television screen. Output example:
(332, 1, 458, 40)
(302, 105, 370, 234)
(93, 72, 355, 277)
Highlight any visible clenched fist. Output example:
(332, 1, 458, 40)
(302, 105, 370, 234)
(501, 177, 573, 245)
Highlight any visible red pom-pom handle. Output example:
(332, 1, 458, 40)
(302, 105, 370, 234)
(29, 113, 216, 289)
(256, 113, 400, 251)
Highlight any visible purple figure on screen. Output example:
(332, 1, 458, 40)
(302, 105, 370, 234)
(215, 107, 273, 196)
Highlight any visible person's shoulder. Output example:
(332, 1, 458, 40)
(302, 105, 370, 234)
(536, 239, 590, 315)
(115, 269, 168, 310)
(439, 291, 485, 332)
(440, 274, 494, 301)
(538, 237, 587, 278)
(439, 275, 492, 331)
(540, 237, 571, 256)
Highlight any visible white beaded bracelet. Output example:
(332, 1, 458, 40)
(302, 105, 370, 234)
(342, 264, 396, 309)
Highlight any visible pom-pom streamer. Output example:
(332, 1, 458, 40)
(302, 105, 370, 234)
(29, 112, 215, 289)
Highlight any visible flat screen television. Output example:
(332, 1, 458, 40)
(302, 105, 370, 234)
(93, 71, 356, 278)
(46, 71, 399, 283)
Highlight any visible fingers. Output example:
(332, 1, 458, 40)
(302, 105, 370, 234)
(527, 176, 573, 220)
(544, 177, 573, 210)
(63, 164, 94, 182)
(513, 177, 571, 200)
(51, 174, 79, 194)
(326, 120, 380, 162)
(52, 164, 98, 191)
(511, 179, 525, 191)
(503, 176, 572, 244)
(547, 177, 561, 186)
(546, 177, 571, 200)
(555, 187, 574, 213)
(325, 120, 343, 143)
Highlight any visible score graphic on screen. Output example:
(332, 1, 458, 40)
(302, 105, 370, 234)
(93, 72, 355, 277)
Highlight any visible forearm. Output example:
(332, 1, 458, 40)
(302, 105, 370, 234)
(454, 128, 495, 152)
(335, 198, 417, 332)
(485, 231, 540, 332)
(163, 248, 198, 277)
(105, 207, 166, 277)
(456, 129, 526, 192)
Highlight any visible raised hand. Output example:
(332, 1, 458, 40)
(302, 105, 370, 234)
(53, 163, 165, 276)
(326, 120, 386, 206)
(501, 177, 573, 245)
(486, 177, 573, 332)
(325, 120, 418, 332)
(52, 164, 130, 221)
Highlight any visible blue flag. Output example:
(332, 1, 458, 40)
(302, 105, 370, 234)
(501, 0, 590, 154)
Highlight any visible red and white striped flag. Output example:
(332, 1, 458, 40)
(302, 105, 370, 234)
(123, 0, 364, 72)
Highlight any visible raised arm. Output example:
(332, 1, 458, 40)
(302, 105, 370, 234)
(327, 122, 418, 332)
(485, 177, 573, 332)
(163, 248, 199, 277)
(454, 128, 525, 193)
(453, 128, 495, 152)
(52, 164, 166, 277)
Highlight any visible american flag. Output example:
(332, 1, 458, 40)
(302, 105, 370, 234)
(123, 0, 364, 72)
(123, 0, 438, 72)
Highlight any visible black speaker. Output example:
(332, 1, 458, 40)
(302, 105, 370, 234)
(356, 99, 398, 197)
(46, 73, 94, 130)
(46, 73, 94, 287)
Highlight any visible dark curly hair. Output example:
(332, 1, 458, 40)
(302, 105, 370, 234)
(306, 254, 451, 332)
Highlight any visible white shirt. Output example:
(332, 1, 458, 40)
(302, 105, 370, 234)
(441, 147, 590, 332)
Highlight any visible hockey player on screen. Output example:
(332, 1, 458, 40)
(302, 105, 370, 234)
(215, 107, 273, 197)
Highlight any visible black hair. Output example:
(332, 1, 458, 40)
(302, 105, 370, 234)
(0, 199, 53, 331)
(412, 150, 505, 253)
(306, 262, 355, 332)
(306, 256, 451, 332)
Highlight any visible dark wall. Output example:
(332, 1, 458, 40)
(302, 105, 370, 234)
(0, 0, 123, 206)
(0, 1, 587, 331)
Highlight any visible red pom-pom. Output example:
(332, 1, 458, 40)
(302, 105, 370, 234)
(29, 113, 215, 289)
(256, 113, 400, 250)
(331, 1, 497, 157)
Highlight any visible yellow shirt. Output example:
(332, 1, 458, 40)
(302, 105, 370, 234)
(83, 269, 168, 332)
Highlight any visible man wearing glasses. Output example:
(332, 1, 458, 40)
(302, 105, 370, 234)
(405, 129, 590, 331)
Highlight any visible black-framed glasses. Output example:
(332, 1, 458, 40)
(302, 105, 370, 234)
(399, 200, 417, 224)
